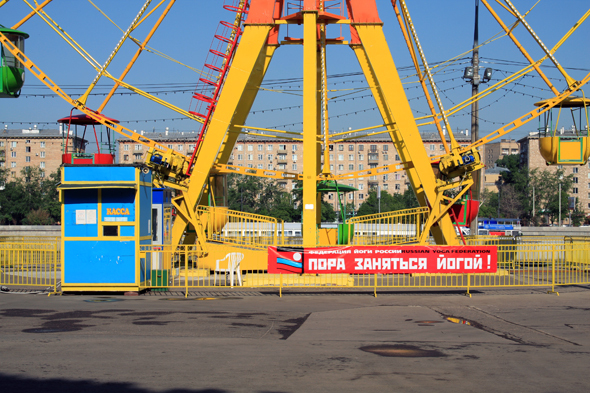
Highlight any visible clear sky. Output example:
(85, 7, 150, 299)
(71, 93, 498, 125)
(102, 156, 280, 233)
(2, 0, 589, 147)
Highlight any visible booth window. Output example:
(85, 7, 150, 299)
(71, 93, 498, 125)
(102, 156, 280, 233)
(103, 226, 118, 236)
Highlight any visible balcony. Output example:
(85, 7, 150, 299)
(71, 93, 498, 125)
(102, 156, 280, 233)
(368, 153, 379, 163)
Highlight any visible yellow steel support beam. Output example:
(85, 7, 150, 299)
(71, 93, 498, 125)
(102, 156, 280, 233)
(352, 25, 458, 245)
(98, 0, 176, 113)
(78, 0, 152, 106)
(302, 10, 319, 247)
(11, 0, 53, 29)
(502, 0, 577, 88)
(170, 25, 273, 248)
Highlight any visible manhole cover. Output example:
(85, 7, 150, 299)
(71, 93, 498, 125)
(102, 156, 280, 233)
(84, 298, 124, 303)
(360, 344, 446, 358)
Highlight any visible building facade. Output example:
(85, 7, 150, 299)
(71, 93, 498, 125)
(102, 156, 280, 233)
(1, 127, 85, 180)
(117, 130, 472, 213)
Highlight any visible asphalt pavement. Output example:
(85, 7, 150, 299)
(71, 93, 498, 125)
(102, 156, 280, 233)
(0, 286, 589, 393)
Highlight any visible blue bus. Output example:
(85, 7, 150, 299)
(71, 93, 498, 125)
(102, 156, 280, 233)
(478, 218, 521, 236)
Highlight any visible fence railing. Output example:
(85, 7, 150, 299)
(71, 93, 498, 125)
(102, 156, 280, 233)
(0, 241, 60, 291)
(2, 236, 589, 295)
(196, 206, 283, 250)
(345, 207, 429, 245)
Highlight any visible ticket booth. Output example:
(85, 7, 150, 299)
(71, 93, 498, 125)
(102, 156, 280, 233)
(59, 165, 152, 292)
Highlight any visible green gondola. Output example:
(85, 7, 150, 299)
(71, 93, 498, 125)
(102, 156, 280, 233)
(0, 25, 29, 98)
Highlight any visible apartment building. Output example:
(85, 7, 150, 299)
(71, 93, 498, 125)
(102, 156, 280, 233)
(1, 127, 86, 180)
(117, 130, 473, 213)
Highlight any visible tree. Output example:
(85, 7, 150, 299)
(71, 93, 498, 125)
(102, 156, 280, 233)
(356, 189, 417, 217)
(478, 189, 498, 218)
(22, 208, 53, 225)
(498, 184, 523, 218)
(0, 166, 60, 225)
(529, 169, 573, 224)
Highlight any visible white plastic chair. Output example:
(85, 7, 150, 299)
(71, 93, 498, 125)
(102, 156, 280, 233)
(214, 252, 244, 287)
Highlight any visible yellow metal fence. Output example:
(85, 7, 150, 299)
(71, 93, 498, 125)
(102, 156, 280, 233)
(136, 240, 590, 293)
(0, 241, 60, 291)
(1, 237, 589, 294)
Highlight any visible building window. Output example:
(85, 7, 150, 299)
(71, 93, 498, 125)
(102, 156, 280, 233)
(267, 154, 273, 161)
(188, 144, 195, 151)
(383, 174, 388, 181)
(395, 173, 400, 180)
(11, 141, 17, 148)
(124, 144, 129, 151)
(338, 164, 344, 171)
(383, 145, 388, 151)
(237, 154, 243, 160)
(40, 162, 45, 168)
(395, 184, 401, 190)
(277, 164, 286, 170)
(237, 145, 243, 151)
(348, 145, 354, 151)
(25, 146, 31, 153)
(11, 162, 16, 168)
(359, 183, 364, 190)
(348, 154, 354, 161)
(383, 154, 388, 161)
(338, 154, 344, 161)
(258, 164, 263, 169)
(258, 154, 263, 160)
(258, 144, 263, 151)
(430, 144, 435, 151)
(177, 145, 183, 151)
(25, 156, 31, 162)
(267, 145, 273, 151)
(358, 164, 364, 170)
(292, 145, 297, 151)
(292, 154, 297, 161)
(358, 145, 364, 151)
(279, 144, 286, 151)
(40, 171, 45, 178)
(573, 177, 578, 184)
(349, 164, 354, 170)
(395, 154, 400, 161)
(133, 153, 142, 160)
(292, 163, 297, 170)
(0, 141, 3, 147)
(135, 144, 142, 151)
(247, 145, 253, 151)
(359, 154, 364, 160)
(124, 155, 129, 161)
(359, 193, 364, 199)
(338, 145, 344, 151)
(330, 164, 334, 171)
(383, 183, 388, 190)
(268, 164, 273, 170)
(247, 154, 253, 161)
(573, 187, 578, 194)
(11, 152, 16, 158)
(167, 144, 173, 149)
(573, 167, 579, 174)
(0, 162, 4, 168)
(439, 144, 445, 151)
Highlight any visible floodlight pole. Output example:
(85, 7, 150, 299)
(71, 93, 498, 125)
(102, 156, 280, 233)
(469, 0, 481, 234)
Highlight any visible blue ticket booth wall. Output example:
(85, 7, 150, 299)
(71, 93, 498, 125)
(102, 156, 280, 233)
(59, 165, 152, 292)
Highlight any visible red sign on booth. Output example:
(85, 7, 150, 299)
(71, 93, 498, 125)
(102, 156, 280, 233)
(268, 245, 497, 274)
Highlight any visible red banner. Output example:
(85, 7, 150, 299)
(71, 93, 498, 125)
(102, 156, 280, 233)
(268, 245, 497, 274)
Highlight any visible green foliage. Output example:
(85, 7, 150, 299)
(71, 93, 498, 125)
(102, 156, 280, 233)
(0, 166, 60, 225)
(22, 208, 54, 225)
(356, 189, 420, 217)
(478, 189, 498, 218)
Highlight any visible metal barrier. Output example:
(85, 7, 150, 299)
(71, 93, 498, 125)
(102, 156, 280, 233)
(345, 207, 429, 245)
(136, 241, 590, 295)
(197, 206, 283, 250)
(0, 241, 60, 291)
(1, 236, 588, 295)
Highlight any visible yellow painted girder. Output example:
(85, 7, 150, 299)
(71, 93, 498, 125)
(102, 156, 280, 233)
(352, 25, 458, 245)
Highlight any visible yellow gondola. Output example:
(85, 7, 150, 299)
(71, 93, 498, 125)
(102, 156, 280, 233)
(536, 96, 590, 165)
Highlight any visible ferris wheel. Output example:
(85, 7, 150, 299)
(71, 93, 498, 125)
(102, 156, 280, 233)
(1, 0, 589, 249)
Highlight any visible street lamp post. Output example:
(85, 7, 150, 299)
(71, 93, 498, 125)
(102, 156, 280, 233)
(558, 181, 561, 227)
(465, 0, 493, 234)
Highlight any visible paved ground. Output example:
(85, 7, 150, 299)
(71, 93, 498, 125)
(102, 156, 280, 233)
(0, 286, 589, 393)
